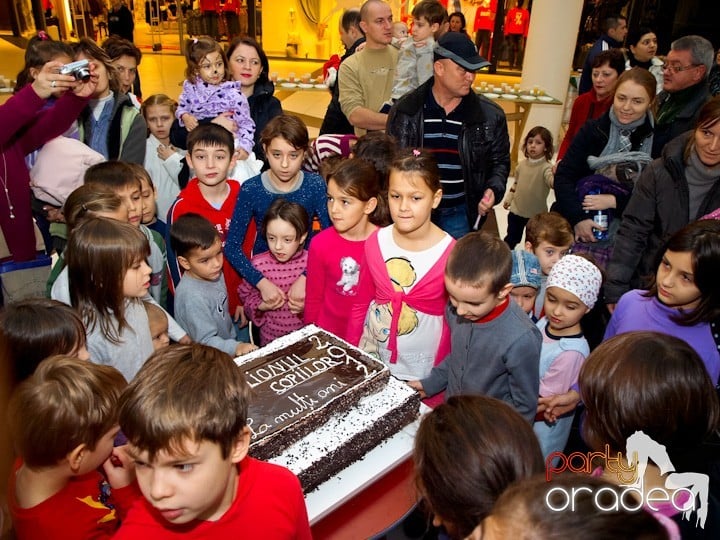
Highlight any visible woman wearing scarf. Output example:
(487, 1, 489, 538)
(554, 68, 657, 269)
(606, 96, 720, 307)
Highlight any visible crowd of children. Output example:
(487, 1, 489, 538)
(2, 12, 720, 539)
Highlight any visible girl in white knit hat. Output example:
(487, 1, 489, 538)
(533, 254, 602, 462)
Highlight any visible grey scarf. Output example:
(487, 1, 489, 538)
(686, 146, 720, 219)
(597, 108, 654, 159)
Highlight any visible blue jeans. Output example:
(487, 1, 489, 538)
(432, 205, 470, 239)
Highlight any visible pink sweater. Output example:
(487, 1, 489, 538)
(237, 249, 307, 345)
(304, 227, 375, 342)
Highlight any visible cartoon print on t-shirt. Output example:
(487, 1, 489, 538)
(359, 257, 419, 356)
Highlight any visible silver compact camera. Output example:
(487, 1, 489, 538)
(59, 59, 91, 82)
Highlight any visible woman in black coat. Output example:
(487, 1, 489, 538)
(605, 96, 720, 305)
(226, 36, 282, 168)
(554, 68, 655, 267)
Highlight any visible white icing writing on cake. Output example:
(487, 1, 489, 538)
(244, 336, 375, 396)
(317, 378, 348, 398)
(247, 417, 273, 440)
(247, 377, 350, 440)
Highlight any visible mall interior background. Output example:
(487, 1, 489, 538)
(2, 0, 719, 76)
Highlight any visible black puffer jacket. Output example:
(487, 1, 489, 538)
(605, 131, 720, 302)
(248, 79, 282, 166)
(387, 77, 510, 227)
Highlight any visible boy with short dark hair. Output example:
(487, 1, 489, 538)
(409, 232, 541, 422)
(114, 343, 311, 538)
(84, 161, 168, 307)
(8, 355, 139, 538)
(170, 214, 256, 356)
(166, 124, 251, 324)
(524, 211, 574, 318)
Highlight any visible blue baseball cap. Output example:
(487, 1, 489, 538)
(511, 249, 542, 290)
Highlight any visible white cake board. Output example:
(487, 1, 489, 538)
(305, 404, 430, 525)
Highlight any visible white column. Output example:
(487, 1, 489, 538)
(520, 0, 583, 154)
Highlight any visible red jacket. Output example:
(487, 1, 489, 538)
(166, 178, 252, 313)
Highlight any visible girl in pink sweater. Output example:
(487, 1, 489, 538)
(304, 158, 386, 341)
(237, 199, 308, 345)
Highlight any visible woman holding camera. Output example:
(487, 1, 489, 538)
(0, 57, 98, 263)
(73, 37, 146, 164)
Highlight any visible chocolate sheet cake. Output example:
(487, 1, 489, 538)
(235, 325, 420, 491)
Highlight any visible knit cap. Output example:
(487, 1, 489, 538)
(546, 255, 602, 309)
(511, 249, 542, 290)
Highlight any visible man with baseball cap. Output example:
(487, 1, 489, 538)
(388, 31, 510, 238)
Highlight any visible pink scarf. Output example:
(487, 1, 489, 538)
(365, 231, 455, 364)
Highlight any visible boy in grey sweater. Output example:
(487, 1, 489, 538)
(409, 232, 541, 422)
(170, 214, 256, 357)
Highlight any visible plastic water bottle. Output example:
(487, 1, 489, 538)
(587, 189, 609, 241)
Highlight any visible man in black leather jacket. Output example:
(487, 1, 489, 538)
(387, 32, 510, 238)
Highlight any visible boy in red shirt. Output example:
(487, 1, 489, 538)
(166, 123, 253, 321)
(114, 344, 311, 539)
(8, 356, 139, 539)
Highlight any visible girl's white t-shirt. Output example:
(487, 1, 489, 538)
(360, 225, 452, 380)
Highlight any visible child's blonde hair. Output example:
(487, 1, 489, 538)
(8, 355, 126, 467)
(184, 36, 227, 83)
(67, 217, 150, 344)
(141, 93, 177, 119)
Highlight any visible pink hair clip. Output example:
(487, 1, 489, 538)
(412, 149, 421, 157)
(37, 30, 49, 41)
